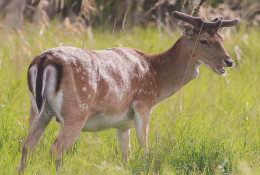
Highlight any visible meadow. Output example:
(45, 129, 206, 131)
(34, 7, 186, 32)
(0, 22, 259, 174)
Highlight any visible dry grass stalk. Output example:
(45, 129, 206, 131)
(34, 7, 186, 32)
(121, 12, 127, 33)
(65, 0, 97, 39)
(33, 0, 50, 31)
(1, 0, 26, 30)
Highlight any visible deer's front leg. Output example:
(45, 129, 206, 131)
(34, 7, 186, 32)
(133, 103, 150, 153)
(117, 128, 131, 162)
(19, 107, 51, 174)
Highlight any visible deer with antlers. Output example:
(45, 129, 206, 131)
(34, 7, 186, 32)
(19, 11, 239, 173)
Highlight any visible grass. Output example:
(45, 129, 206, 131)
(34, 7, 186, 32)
(0, 22, 259, 174)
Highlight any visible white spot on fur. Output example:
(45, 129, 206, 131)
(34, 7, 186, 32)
(72, 79, 88, 111)
(79, 103, 88, 110)
(82, 87, 86, 92)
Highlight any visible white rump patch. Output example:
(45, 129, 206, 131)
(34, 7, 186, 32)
(28, 65, 37, 96)
(41, 66, 64, 123)
(51, 91, 64, 124)
(42, 66, 55, 97)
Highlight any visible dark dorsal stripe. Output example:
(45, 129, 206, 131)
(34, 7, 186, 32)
(52, 63, 63, 91)
(36, 55, 47, 112)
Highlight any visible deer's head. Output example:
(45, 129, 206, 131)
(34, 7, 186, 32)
(173, 11, 240, 74)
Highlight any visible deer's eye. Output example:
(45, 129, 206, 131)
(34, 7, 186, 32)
(200, 40, 208, 45)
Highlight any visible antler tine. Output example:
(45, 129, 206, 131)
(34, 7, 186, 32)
(220, 18, 240, 28)
(172, 11, 222, 29)
(172, 11, 203, 28)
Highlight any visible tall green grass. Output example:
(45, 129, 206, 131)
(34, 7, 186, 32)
(0, 23, 259, 174)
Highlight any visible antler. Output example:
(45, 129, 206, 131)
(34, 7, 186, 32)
(172, 11, 222, 29)
(211, 17, 240, 28)
(219, 19, 240, 27)
(173, 11, 240, 30)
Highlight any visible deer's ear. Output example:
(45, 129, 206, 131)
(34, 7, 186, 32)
(182, 24, 196, 39)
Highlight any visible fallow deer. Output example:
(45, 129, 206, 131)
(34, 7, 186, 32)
(19, 11, 239, 173)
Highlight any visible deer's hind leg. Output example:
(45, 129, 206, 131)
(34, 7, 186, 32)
(19, 106, 52, 174)
(49, 111, 91, 169)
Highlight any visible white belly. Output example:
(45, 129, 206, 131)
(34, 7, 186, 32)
(82, 109, 135, 132)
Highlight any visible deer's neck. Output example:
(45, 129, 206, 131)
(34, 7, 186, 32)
(150, 36, 200, 102)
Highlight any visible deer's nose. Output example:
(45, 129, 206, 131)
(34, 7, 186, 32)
(224, 59, 233, 67)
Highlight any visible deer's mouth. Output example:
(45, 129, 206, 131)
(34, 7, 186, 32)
(198, 60, 226, 75)
(214, 66, 226, 74)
